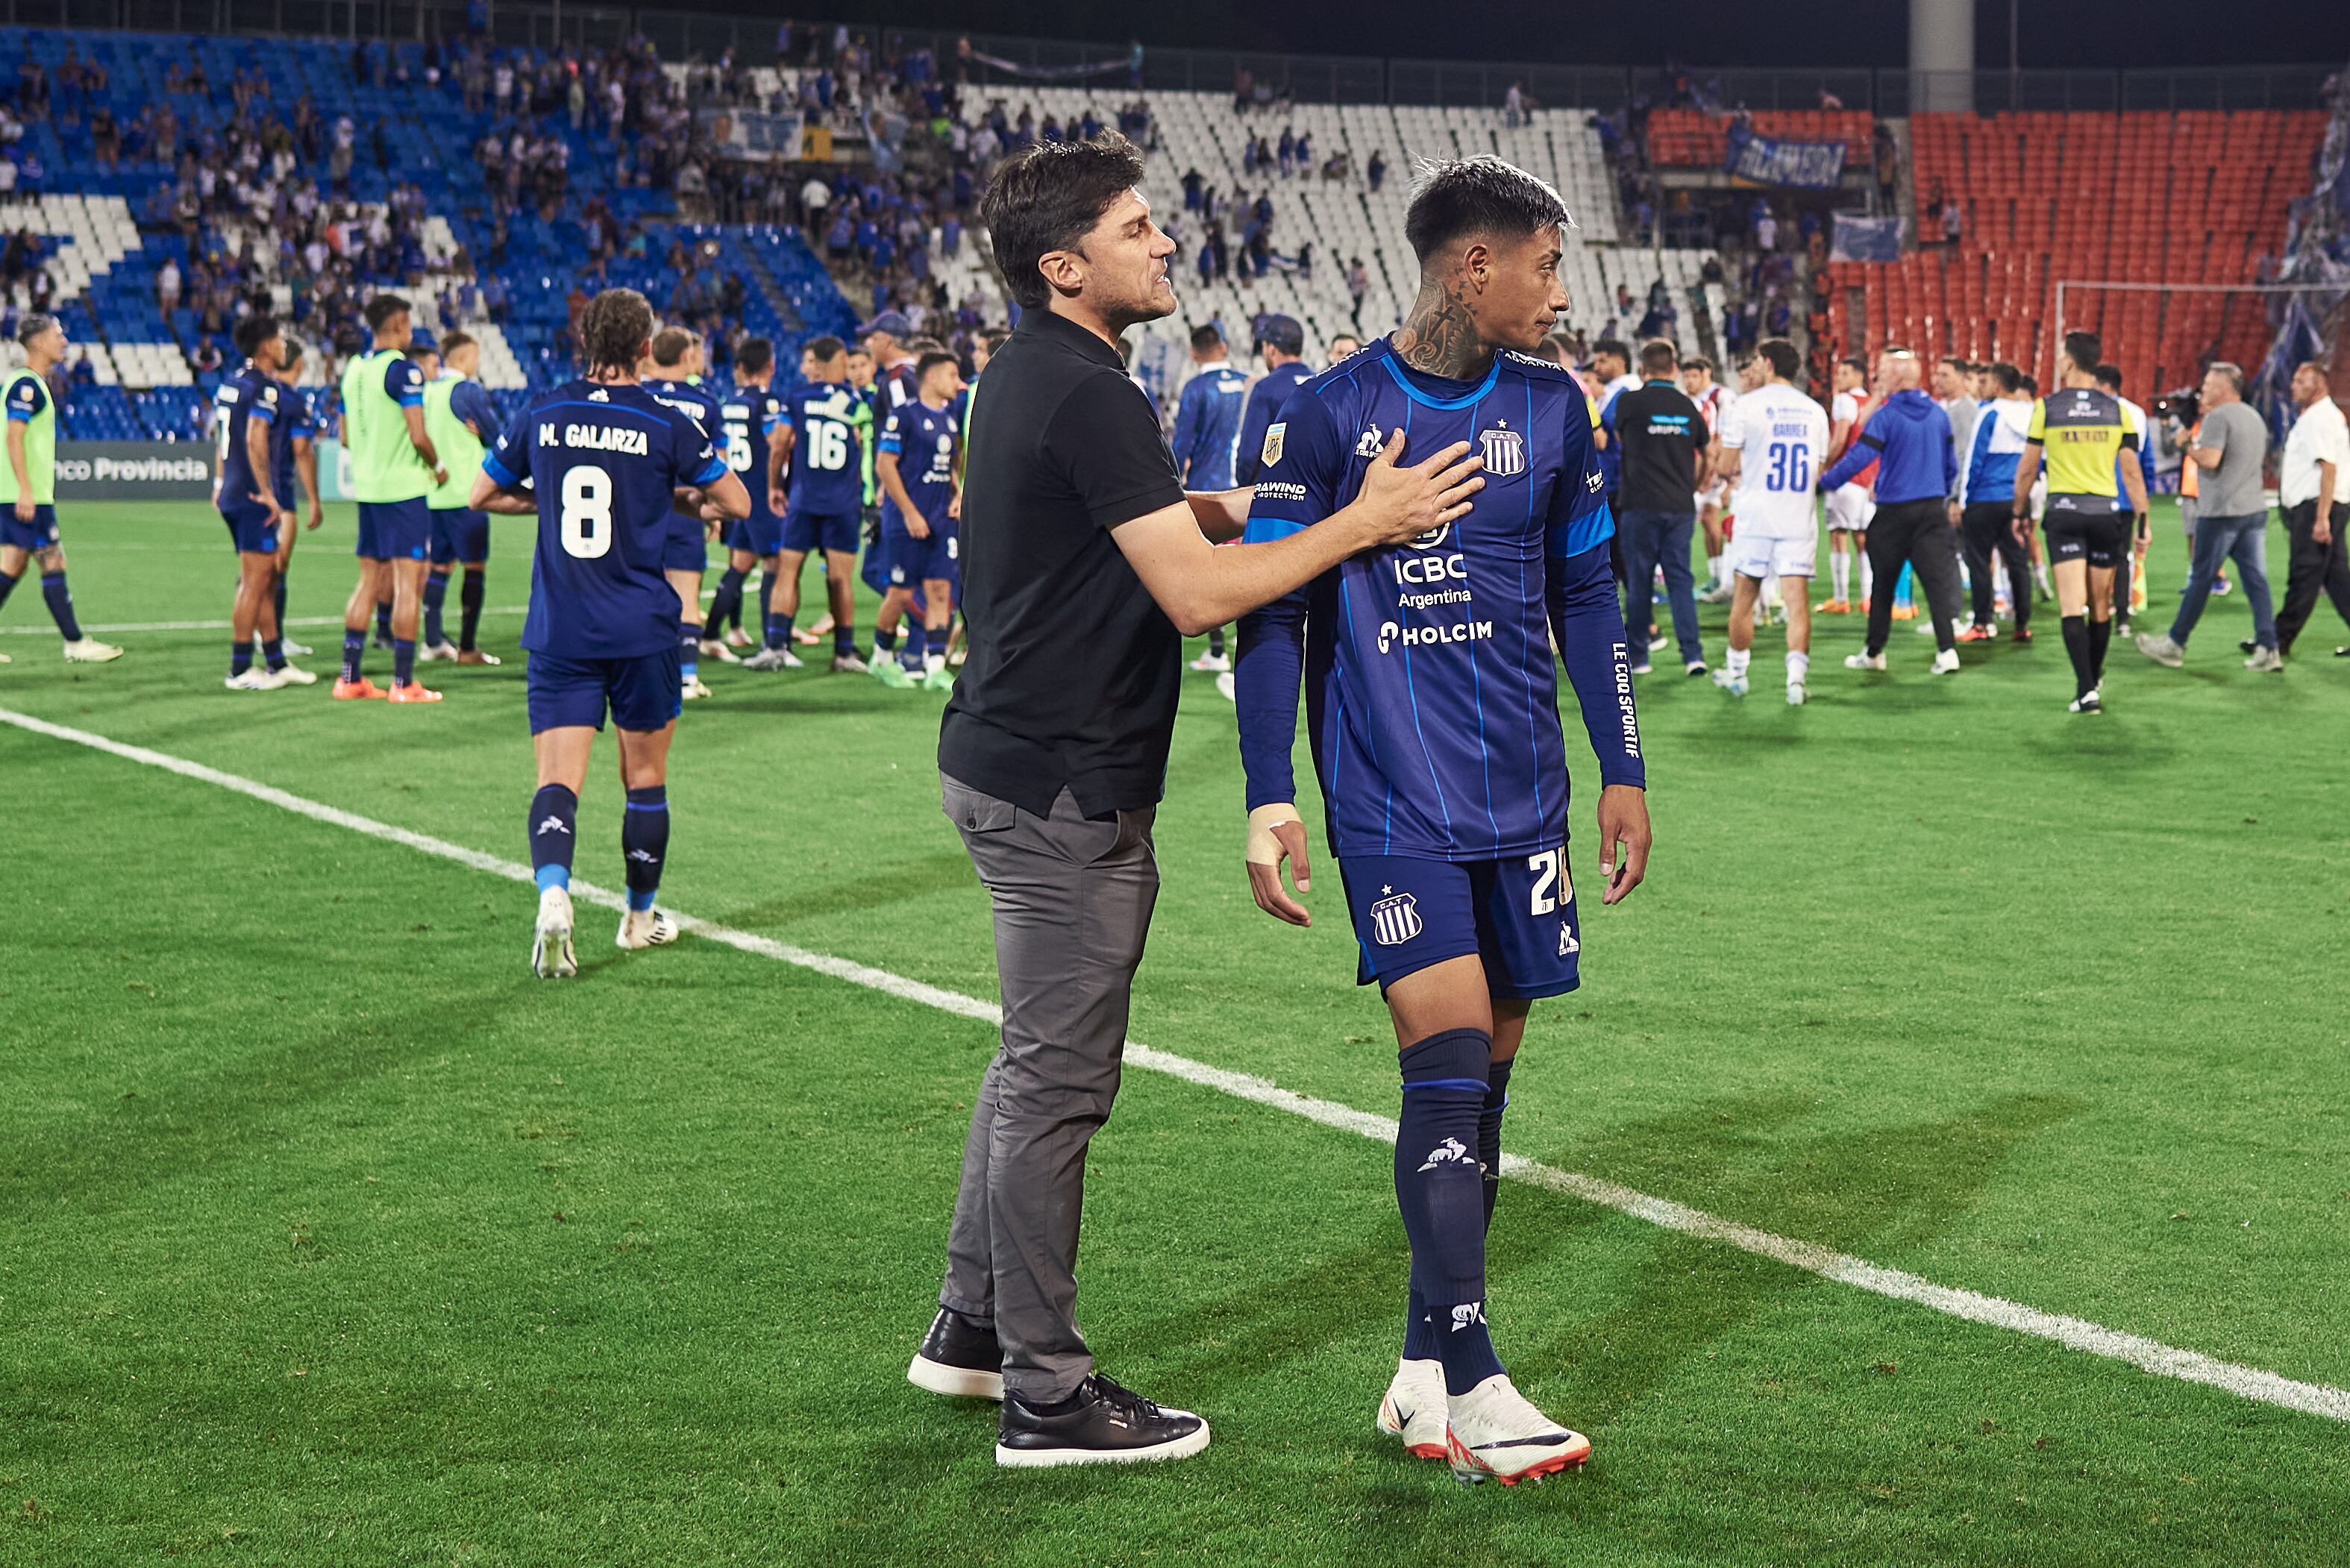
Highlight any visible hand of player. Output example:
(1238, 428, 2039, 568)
(769, 486, 789, 516)
(1595, 783, 1650, 906)
(13, 495, 31, 521)
(431, 466, 449, 488)
(2317, 516, 2334, 547)
(1946, 501, 1961, 526)
(1347, 430, 1482, 548)
(2011, 509, 2031, 548)
(905, 511, 931, 540)
(251, 489, 279, 516)
(305, 501, 323, 531)
(948, 491, 962, 521)
(1244, 806, 1313, 926)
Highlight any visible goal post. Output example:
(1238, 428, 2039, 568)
(2052, 278, 2342, 412)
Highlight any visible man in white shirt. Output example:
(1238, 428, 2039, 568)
(1681, 354, 1735, 600)
(1709, 338, 1828, 705)
(1823, 355, 1875, 612)
(2272, 361, 2350, 661)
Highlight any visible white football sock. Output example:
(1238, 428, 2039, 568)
(1786, 649, 1809, 681)
(1726, 645, 1751, 678)
(1831, 551, 1851, 602)
(1859, 553, 1876, 603)
(1705, 553, 1723, 589)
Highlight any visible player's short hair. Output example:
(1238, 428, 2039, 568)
(1591, 337, 1631, 368)
(1939, 354, 1969, 374)
(735, 336, 774, 376)
(281, 333, 305, 367)
(1403, 154, 1569, 264)
(578, 287, 654, 378)
(2296, 359, 2331, 385)
(1638, 337, 1677, 376)
(804, 335, 846, 364)
(980, 132, 1148, 310)
(1541, 333, 1577, 367)
(1758, 339, 1800, 381)
(2208, 360, 2246, 395)
(439, 330, 475, 357)
(980, 327, 1010, 355)
(1990, 360, 2022, 393)
(232, 314, 280, 359)
(2019, 372, 2040, 395)
(2062, 330, 2101, 374)
(915, 350, 959, 382)
(1189, 324, 1224, 354)
(906, 335, 948, 357)
(2093, 363, 2123, 392)
(1683, 354, 1713, 374)
(15, 312, 57, 347)
(363, 293, 411, 330)
(649, 326, 697, 369)
(846, 344, 874, 363)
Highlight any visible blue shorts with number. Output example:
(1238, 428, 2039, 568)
(428, 507, 490, 566)
(662, 514, 708, 574)
(883, 526, 959, 589)
(219, 500, 280, 555)
(2, 502, 60, 552)
(1337, 850, 1582, 1000)
(782, 508, 860, 556)
(727, 506, 784, 559)
(525, 646, 683, 735)
(355, 497, 430, 560)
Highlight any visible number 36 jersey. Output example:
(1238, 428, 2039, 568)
(1720, 382, 1829, 539)
(483, 378, 727, 661)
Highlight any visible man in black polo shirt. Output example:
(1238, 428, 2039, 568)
(1609, 337, 1710, 676)
(905, 132, 1486, 1470)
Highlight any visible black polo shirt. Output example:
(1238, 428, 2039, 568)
(1611, 379, 1709, 512)
(939, 307, 1188, 818)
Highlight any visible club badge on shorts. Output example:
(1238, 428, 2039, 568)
(1370, 888, 1422, 947)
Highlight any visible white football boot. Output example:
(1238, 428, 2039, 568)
(1444, 1373, 1592, 1486)
(615, 908, 680, 950)
(532, 886, 577, 979)
(1374, 1358, 1448, 1460)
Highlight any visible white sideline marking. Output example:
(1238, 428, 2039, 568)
(1, 609, 532, 636)
(5, 703, 2347, 1427)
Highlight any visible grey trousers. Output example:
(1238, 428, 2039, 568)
(936, 772, 1160, 1402)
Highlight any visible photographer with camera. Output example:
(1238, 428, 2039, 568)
(2158, 384, 2230, 600)
(2137, 362, 2275, 671)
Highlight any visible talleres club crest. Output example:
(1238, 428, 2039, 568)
(1479, 420, 1526, 478)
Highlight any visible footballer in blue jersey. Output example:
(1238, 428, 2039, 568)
(641, 327, 723, 700)
(1170, 325, 1250, 491)
(752, 335, 868, 671)
(211, 315, 312, 689)
(470, 288, 748, 976)
(704, 336, 787, 650)
(869, 350, 965, 687)
(265, 339, 324, 662)
(1235, 157, 1652, 1486)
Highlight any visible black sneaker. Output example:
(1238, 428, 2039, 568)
(906, 1308, 1003, 1401)
(994, 1373, 1211, 1469)
(2240, 639, 2258, 655)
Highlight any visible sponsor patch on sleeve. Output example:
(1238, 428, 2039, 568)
(1261, 421, 1285, 471)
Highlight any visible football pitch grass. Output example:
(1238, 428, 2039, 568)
(4, 499, 2348, 1566)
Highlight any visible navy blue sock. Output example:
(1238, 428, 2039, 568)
(928, 621, 952, 661)
(340, 627, 366, 684)
(709, 567, 745, 634)
(459, 569, 485, 651)
(833, 620, 856, 657)
(392, 636, 416, 686)
(680, 621, 701, 683)
(422, 569, 450, 647)
(230, 639, 253, 676)
(374, 596, 393, 642)
(1481, 1054, 1514, 1230)
(622, 785, 668, 911)
(0, 566, 19, 611)
(767, 610, 792, 651)
(262, 637, 285, 671)
(752, 572, 771, 639)
(272, 571, 288, 634)
(528, 784, 578, 892)
(41, 572, 81, 642)
(1397, 1027, 1505, 1396)
(874, 624, 897, 653)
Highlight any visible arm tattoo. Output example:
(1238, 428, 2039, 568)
(1392, 277, 1492, 381)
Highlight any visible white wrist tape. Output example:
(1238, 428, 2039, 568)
(1245, 802, 1304, 865)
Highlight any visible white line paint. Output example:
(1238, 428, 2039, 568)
(1, 609, 533, 636)
(6, 702, 2346, 1426)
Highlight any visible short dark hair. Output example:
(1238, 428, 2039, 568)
(2093, 363, 2123, 392)
(1840, 354, 1867, 375)
(578, 287, 653, 377)
(2019, 372, 2040, 396)
(1940, 354, 1969, 374)
(2063, 330, 2101, 374)
(363, 293, 410, 330)
(916, 350, 959, 382)
(649, 326, 696, 369)
(1638, 337, 1677, 376)
(1758, 339, 1800, 380)
(1683, 354, 1714, 374)
(736, 336, 774, 376)
(1591, 337, 1632, 367)
(980, 133, 1147, 310)
(233, 314, 280, 359)
(280, 333, 305, 367)
(1189, 324, 1224, 354)
(439, 329, 475, 357)
(1403, 155, 1569, 263)
(1990, 360, 2022, 394)
(804, 335, 846, 363)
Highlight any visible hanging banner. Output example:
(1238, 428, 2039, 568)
(1725, 125, 1848, 190)
(1830, 213, 1905, 263)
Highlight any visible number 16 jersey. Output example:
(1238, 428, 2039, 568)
(1721, 382, 1829, 539)
(483, 378, 727, 661)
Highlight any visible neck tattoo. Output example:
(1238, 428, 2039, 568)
(1392, 276, 1492, 381)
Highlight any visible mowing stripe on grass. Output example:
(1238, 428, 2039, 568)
(6, 701, 2348, 1427)
(0, 608, 532, 636)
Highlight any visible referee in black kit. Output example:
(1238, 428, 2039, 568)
(903, 132, 1485, 1470)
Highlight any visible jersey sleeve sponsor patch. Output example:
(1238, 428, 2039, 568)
(1261, 421, 1285, 471)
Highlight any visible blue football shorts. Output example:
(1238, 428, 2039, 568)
(525, 647, 684, 735)
(1337, 848, 1582, 1000)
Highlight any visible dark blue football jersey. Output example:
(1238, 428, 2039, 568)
(483, 379, 728, 660)
(272, 380, 313, 501)
(719, 380, 785, 524)
(1238, 340, 1618, 860)
(778, 380, 867, 516)
(877, 398, 959, 533)
(645, 377, 719, 521)
(213, 361, 286, 507)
